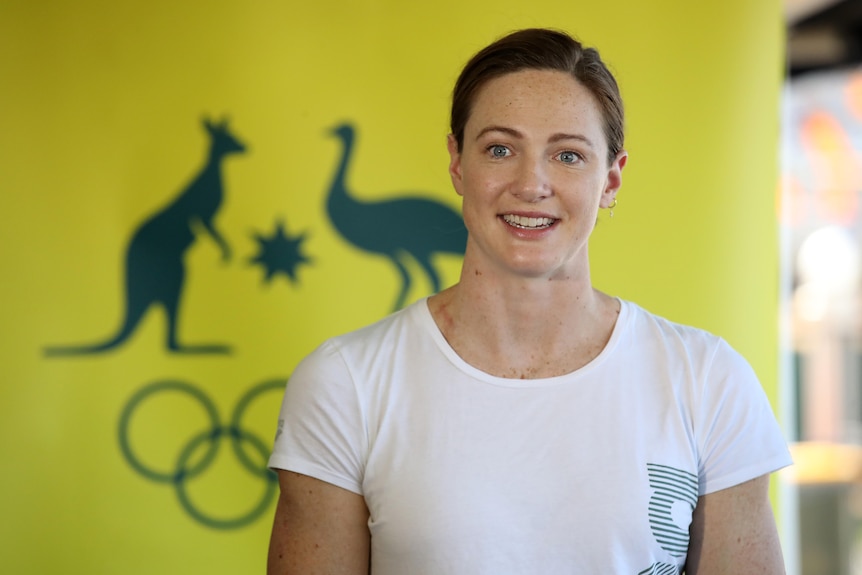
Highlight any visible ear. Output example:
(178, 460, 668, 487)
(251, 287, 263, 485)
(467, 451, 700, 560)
(600, 150, 627, 208)
(447, 134, 465, 197)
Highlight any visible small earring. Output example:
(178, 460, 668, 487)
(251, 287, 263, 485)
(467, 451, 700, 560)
(608, 198, 618, 218)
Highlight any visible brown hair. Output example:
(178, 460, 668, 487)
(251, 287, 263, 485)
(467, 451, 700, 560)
(450, 28, 624, 164)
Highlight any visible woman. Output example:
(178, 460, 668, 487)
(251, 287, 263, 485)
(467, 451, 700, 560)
(267, 28, 791, 574)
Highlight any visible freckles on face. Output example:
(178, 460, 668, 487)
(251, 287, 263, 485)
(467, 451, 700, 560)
(447, 69, 620, 278)
(453, 69, 613, 217)
(462, 69, 610, 161)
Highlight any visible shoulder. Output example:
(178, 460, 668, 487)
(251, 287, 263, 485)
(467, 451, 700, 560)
(332, 300, 424, 347)
(294, 299, 431, 382)
(327, 299, 427, 358)
(616, 300, 760, 396)
(620, 300, 729, 361)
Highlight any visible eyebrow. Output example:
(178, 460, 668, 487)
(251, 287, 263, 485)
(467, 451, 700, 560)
(475, 125, 595, 148)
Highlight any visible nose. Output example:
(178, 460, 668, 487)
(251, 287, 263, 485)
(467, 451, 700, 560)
(512, 155, 551, 202)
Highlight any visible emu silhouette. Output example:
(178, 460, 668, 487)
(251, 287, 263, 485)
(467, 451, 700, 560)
(327, 123, 467, 311)
(45, 117, 246, 356)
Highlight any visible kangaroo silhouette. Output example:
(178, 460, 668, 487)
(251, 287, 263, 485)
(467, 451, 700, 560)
(45, 117, 246, 357)
(327, 123, 467, 310)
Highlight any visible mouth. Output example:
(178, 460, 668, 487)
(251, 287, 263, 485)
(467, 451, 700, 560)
(501, 214, 557, 230)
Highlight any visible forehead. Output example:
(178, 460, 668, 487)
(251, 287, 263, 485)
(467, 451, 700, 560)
(467, 69, 604, 137)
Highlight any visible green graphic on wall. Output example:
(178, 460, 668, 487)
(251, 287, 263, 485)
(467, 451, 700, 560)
(43, 116, 465, 529)
(250, 219, 312, 284)
(118, 378, 284, 530)
(45, 118, 248, 356)
(326, 123, 466, 310)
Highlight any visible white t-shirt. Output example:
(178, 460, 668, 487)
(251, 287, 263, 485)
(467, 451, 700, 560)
(269, 298, 792, 574)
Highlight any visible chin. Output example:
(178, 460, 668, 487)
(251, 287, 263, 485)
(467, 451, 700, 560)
(504, 249, 582, 279)
(506, 259, 563, 279)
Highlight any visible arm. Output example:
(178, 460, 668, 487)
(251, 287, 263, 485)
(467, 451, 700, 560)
(268, 470, 371, 575)
(685, 474, 785, 575)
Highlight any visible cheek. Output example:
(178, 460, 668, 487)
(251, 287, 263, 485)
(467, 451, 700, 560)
(459, 191, 481, 222)
(461, 167, 505, 197)
(456, 172, 481, 203)
(458, 187, 497, 233)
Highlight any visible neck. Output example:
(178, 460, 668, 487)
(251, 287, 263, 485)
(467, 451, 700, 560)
(429, 250, 618, 379)
(460, 240, 596, 314)
(446, 272, 599, 341)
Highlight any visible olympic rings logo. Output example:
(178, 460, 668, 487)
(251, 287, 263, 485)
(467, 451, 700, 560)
(118, 378, 285, 529)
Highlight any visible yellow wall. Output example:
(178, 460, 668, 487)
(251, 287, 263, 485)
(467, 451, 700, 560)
(0, 1, 783, 572)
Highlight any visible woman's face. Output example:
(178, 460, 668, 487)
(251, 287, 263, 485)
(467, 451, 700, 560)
(448, 68, 626, 280)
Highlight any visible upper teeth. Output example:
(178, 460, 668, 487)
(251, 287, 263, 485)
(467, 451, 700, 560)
(503, 214, 555, 229)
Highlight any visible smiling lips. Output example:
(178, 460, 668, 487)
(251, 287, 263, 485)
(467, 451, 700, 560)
(502, 214, 557, 230)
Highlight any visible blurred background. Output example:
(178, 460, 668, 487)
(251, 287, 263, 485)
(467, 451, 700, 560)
(785, 0, 862, 573)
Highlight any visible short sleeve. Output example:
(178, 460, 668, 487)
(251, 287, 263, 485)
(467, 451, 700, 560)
(695, 338, 792, 496)
(267, 340, 367, 495)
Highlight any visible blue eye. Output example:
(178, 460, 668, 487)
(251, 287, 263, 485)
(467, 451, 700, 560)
(559, 151, 579, 164)
(490, 145, 509, 158)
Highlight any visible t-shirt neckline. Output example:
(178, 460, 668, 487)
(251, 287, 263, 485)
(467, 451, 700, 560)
(413, 297, 631, 388)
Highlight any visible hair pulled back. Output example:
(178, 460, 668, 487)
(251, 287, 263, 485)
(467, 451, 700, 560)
(450, 28, 624, 164)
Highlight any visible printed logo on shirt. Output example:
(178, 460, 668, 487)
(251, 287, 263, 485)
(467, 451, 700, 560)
(646, 463, 698, 557)
(637, 562, 680, 575)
